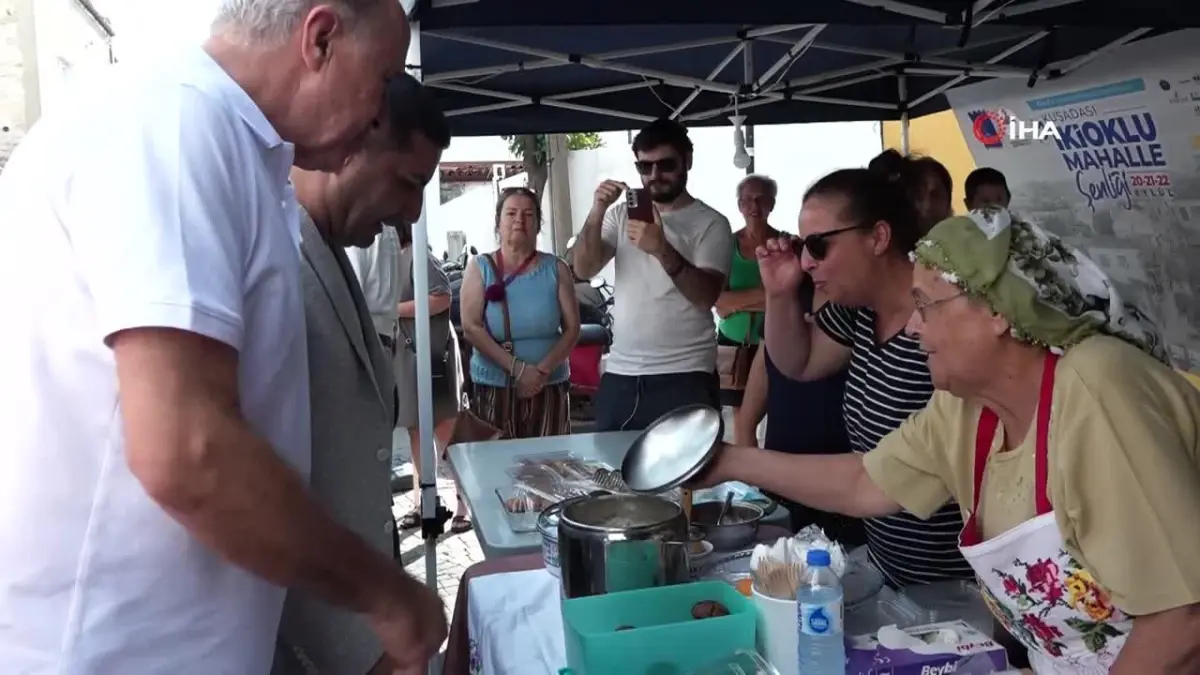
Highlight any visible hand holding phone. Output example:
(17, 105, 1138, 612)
(625, 188, 666, 255)
(626, 187, 654, 223)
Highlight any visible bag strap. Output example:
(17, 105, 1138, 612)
(741, 311, 762, 347)
(482, 253, 518, 432)
(482, 254, 514, 348)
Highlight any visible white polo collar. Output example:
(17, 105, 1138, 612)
(186, 47, 285, 151)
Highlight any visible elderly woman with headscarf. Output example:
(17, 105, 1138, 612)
(698, 207, 1200, 673)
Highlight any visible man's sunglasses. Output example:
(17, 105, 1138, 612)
(791, 224, 869, 261)
(634, 157, 681, 175)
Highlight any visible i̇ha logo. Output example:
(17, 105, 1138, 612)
(969, 107, 1061, 148)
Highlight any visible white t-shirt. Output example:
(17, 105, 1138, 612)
(601, 198, 733, 376)
(346, 226, 403, 337)
(0, 49, 311, 674)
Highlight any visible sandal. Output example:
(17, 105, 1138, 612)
(450, 514, 473, 534)
(399, 509, 420, 530)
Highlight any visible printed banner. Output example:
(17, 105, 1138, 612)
(946, 30, 1200, 369)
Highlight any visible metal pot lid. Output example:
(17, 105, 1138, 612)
(560, 493, 682, 532)
(621, 404, 723, 494)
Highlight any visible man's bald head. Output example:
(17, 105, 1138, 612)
(208, 0, 411, 171)
(212, 0, 395, 44)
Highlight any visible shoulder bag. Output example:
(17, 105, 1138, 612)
(445, 254, 515, 453)
(717, 312, 759, 391)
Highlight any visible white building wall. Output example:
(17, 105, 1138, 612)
(0, 0, 112, 168)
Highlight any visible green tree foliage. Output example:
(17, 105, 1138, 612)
(500, 133, 605, 194)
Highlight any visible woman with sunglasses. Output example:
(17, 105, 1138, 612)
(753, 161, 974, 588)
(460, 188, 581, 438)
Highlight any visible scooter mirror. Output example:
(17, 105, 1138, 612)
(589, 277, 607, 289)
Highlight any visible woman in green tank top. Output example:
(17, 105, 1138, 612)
(716, 175, 782, 345)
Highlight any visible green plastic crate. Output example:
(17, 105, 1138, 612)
(562, 581, 757, 675)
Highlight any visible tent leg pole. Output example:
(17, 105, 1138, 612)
(898, 72, 910, 155)
(405, 15, 444, 675)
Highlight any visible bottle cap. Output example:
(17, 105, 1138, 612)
(806, 549, 831, 567)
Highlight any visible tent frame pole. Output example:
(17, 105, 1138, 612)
(403, 13, 444, 675)
(428, 24, 1059, 122)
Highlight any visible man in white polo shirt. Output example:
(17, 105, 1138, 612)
(572, 118, 734, 431)
(0, 1, 444, 674)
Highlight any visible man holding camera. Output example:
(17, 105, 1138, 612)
(571, 118, 733, 431)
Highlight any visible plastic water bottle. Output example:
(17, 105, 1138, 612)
(796, 548, 845, 674)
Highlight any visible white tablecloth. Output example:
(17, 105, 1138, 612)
(467, 569, 566, 675)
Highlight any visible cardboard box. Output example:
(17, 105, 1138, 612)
(845, 619, 1009, 675)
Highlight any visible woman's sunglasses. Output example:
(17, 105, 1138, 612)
(791, 224, 869, 261)
(500, 187, 536, 199)
(634, 157, 681, 175)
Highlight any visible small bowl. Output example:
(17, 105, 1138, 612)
(690, 501, 764, 551)
(688, 539, 714, 561)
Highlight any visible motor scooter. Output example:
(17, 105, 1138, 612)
(568, 276, 613, 422)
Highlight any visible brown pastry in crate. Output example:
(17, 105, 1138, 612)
(690, 600, 730, 619)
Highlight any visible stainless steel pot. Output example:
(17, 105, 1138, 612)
(557, 493, 690, 599)
(536, 501, 563, 579)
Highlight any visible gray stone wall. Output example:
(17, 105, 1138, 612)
(0, 1, 28, 168)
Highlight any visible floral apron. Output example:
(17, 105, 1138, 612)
(958, 354, 1132, 674)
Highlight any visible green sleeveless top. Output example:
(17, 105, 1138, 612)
(718, 246, 763, 344)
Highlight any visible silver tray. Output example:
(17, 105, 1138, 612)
(842, 546, 885, 608)
(693, 549, 754, 578)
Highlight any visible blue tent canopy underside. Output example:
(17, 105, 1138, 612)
(410, 1, 1183, 136)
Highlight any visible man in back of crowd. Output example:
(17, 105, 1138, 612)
(964, 167, 1011, 210)
(391, 227, 473, 535)
(280, 73, 451, 675)
(347, 220, 403, 390)
(0, 0, 439, 672)
(571, 118, 733, 431)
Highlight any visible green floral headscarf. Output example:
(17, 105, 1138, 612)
(911, 207, 1168, 363)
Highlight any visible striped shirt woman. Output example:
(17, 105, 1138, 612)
(817, 303, 972, 586)
(744, 153, 972, 587)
